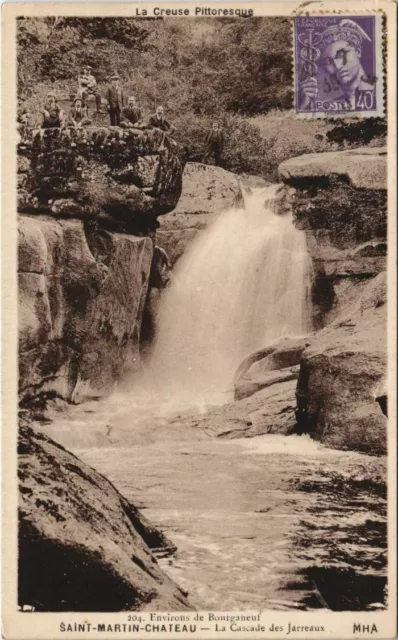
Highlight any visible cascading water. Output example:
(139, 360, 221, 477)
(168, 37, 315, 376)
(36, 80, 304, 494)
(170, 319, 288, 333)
(148, 184, 313, 404)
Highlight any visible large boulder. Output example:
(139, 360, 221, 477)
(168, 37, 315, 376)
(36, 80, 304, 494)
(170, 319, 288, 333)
(176, 339, 308, 439)
(296, 273, 387, 455)
(234, 335, 311, 401)
(171, 162, 241, 215)
(279, 147, 387, 190)
(18, 126, 183, 234)
(175, 379, 298, 439)
(279, 147, 387, 327)
(19, 214, 153, 404)
(18, 423, 191, 611)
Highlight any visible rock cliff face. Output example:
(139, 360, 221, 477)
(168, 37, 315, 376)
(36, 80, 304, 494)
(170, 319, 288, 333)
(18, 126, 183, 406)
(296, 273, 387, 455)
(19, 127, 183, 233)
(279, 147, 387, 327)
(270, 147, 387, 454)
(19, 215, 153, 404)
(18, 423, 191, 611)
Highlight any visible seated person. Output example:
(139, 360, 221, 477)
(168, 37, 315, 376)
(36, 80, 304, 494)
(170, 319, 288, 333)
(85, 66, 102, 114)
(42, 92, 65, 128)
(17, 106, 30, 140)
(68, 97, 91, 127)
(147, 105, 175, 134)
(120, 95, 143, 128)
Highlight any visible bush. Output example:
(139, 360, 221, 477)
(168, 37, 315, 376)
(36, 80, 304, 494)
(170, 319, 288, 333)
(17, 17, 387, 183)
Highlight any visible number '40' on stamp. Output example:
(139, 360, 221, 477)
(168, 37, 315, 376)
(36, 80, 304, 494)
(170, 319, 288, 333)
(294, 15, 384, 118)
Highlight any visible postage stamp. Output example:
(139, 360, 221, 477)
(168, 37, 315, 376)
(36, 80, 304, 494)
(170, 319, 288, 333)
(294, 15, 384, 117)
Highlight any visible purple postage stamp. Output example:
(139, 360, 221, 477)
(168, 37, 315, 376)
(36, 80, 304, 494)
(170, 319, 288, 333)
(294, 15, 384, 117)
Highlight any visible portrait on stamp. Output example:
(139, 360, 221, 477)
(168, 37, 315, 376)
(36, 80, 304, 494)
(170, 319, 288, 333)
(295, 16, 380, 115)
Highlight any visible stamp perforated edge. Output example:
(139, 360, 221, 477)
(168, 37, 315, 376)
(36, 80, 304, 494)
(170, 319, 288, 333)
(292, 11, 385, 119)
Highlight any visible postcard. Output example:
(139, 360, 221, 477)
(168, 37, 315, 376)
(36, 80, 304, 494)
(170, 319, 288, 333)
(1, 1, 396, 638)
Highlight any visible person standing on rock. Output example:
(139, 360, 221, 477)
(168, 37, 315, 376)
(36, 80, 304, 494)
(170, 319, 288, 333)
(106, 74, 125, 126)
(202, 121, 224, 166)
(120, 96, 143, 128)
(41, 92, 65, 128)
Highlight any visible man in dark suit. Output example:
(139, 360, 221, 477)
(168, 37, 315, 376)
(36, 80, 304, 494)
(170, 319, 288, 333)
(106, 74, 125, 126)
(147, 106, 175, 134)
(120, 96, 143, 128)
(202, 121, 224, 166)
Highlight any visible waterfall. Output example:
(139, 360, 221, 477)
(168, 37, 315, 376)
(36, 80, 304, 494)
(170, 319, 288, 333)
(148, 184, 312, 405)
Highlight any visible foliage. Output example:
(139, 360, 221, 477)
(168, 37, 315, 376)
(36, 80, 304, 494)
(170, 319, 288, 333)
(172, 110, 335, 181)
(17, 17, 386, 181)
(17, 17, 292, 111)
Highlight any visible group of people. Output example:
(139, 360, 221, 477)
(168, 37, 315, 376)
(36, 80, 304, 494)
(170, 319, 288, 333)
(40, 71, 178, 135)
(18, 67, 225, 165)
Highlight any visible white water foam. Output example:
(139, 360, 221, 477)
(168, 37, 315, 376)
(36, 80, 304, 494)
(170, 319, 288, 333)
(147, 184, 313, 405)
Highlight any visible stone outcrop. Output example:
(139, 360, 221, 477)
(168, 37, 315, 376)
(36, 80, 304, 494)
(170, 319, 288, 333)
(279, 147, 386, 191)
(18, 423, 191, 611)
(296, 273, 387, 455)
(19, 214, 153, 405)
(171, 162, 241, 215)
(234, 336, 312, 401)
(174, 379, 298, 440)
(19, 126, 183, 234)
(279, 147, 387, 327)
(226, 273, 387, 454)
(18, 126, 185, 406)
(175, 339, 311, 440)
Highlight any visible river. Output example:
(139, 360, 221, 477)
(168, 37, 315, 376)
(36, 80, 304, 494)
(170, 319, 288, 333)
(41, 392, 387, 613)
(37, 183, 386, 611)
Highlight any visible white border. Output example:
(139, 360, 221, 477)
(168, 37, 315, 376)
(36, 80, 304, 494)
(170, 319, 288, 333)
(2, 2, 397, 639)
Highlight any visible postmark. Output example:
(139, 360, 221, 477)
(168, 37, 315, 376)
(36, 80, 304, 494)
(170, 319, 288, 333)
(294, 15, 384, 118)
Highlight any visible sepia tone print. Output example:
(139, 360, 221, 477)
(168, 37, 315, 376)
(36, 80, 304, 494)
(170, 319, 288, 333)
(2, 3, 395, 638)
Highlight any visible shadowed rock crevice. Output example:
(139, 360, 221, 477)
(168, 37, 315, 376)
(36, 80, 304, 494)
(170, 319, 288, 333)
(18, 215, 154, 405)
(18, 523, 154, 612)
(376, 395, 388, 417)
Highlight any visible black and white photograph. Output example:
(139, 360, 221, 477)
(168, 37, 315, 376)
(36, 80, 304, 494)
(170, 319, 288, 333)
(2, 2, 397, 638)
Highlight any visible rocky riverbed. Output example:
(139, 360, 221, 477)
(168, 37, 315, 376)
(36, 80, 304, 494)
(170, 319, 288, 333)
(17, 144, 388, 612)
(38, 392, 387, 612)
